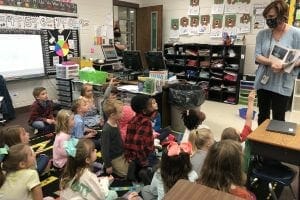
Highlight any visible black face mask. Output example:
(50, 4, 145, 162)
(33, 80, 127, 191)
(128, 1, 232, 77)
(266, 18, 278, 29)
(114, 32, 121, 38)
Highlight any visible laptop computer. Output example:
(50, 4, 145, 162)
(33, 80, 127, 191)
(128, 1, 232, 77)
(266, 120, 297, 136)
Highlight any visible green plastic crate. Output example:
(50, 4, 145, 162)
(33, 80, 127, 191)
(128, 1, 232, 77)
(79, 70, 108, 84)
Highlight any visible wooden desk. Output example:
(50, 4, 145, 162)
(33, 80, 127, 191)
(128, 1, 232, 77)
(247, 119, 300, 196)
(164, 180, 243, 200)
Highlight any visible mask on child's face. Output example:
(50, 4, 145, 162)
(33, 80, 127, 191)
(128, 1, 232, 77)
(266, 17, 278, 28)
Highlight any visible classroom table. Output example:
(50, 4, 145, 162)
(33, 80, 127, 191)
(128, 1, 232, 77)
(164, 179, 243, 200)
(247, 119, 300, 196)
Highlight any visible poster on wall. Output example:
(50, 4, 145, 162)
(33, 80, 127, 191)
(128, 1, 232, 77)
(198, 15, 211, 33)
(189, 16, 199, 35)
(169, 18, 180, 38)
(188, 0, 200, 16)
(253, 4, 266, 30)
(236, 14, 251, 34)
(179, 17, 189, 35)
(24, 16, 39, 30)
(210, 14, 223, 37)
(211, 0, 224, 14)
(224, 0, 238, 14)
(223, 14, 237, 36)
(237, 0, 251, 14)
(38, 16, 55, 29)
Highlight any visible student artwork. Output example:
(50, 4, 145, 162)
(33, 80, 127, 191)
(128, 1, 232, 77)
(179, 17, 189, 35)
(38, 16, 55, 29)
(225, 15, 236, 27)
(170, 19, 180, 39)
(237, 0, 251, 14)
(210, 14, 223, 38)
(253, 4, 266, 30)
(24, 16, 39, 30)
(237, 14, 251, 34)
(212, 0, 224, 14)
(188, 0, 200, 16)
(224, 0, 238, 13)
(189, 16, 199, 35)
(199, 15, 211, 33)
(223, 15, 237, 36)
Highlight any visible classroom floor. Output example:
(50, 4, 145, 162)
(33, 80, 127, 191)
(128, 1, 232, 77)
(3, 100, 300, 199)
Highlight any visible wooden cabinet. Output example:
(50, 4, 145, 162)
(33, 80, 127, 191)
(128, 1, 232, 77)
(292, 79, 300, 112)
(164, 43, 246, 104)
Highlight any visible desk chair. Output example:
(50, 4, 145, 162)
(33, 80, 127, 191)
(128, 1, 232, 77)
(250, 161, 296, 200)
(0, 96, 6, 125)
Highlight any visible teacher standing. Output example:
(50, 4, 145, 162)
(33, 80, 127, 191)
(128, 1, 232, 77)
(254, 0, 300, 125)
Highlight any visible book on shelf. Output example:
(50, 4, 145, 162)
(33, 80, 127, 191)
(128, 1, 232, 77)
(269, 44, 300, 73)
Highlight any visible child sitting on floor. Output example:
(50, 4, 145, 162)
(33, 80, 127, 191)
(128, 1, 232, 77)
(0, 125, 49, 175)
(28, 87, 55, 134)
(71, 99, 100, 149)
(188, 128, 214, 176)
(0, 144, 44, 200)
(141, 141, 198, 200)
(197, 140, 256, 200)
(60, 138, 118, 200)
(221, 90, 256, 143)
(101, 99, 129, 178)
(53, 109, 74, 169)
(181, 109, 208, 143)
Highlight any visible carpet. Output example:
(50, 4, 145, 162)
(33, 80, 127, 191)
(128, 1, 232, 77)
(30, 133, 141, 199)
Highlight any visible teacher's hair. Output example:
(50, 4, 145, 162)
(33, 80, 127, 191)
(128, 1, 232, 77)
(263, 0, 289, 22)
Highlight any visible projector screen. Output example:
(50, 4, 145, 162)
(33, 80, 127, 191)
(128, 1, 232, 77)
(0, 34, 45, 80)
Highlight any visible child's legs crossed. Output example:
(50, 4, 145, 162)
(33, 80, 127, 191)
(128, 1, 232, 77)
(111, 154, 129, 177)
(31, 121, 45, 130)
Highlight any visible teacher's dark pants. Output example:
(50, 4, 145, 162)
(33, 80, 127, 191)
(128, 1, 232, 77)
(257, 89, 290, 125)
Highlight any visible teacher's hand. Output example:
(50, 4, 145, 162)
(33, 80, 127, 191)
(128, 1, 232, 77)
(271, 61, 283, 73)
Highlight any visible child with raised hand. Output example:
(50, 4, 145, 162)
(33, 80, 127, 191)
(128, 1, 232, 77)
(60, 138, 118, 200)
(102, 99, 129, 177)
(28, 87, 55, 134)
(0, 143, 43, 200)
(221, 90, 256, 143)
(188, 128, 214, 176)
(53, 109, 74, 169)
(198, 140, 256, 200)
(181, 109, 209, 143)
(141, 141, 198, 200)
(0, 125, 49, 174)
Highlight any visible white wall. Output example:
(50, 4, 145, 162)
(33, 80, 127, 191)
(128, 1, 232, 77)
(8, 0, 271, 108)
(8, 0, 114, 108)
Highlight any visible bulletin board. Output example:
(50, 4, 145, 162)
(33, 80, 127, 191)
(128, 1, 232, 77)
(0, 6, 80, 79)
(41, 29, 80, 75)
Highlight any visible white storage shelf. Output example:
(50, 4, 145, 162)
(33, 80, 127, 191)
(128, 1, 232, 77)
(292, 79, 300, 112)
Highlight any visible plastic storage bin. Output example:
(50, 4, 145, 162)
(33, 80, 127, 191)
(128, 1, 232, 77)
(79, 70, 108, 84)
(56, 63, 79, 79)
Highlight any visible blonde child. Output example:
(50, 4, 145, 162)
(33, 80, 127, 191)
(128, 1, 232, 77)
(188, 128, 214, 176)
(181, 109, 209, 143)
(60, 139, 118, 200)
(28, 87, 55, 134)
(53, 109, 74, 168)
(80, 83, 101, 128)
(221, 90, 256, 143)
(72, 99, 97, 139)
(0, 144, 43, 200)
(102, 99, 129, 177)
(0, 125, 49, 174)
(141, 141, 198, 200)
(198, 140, 256, 200)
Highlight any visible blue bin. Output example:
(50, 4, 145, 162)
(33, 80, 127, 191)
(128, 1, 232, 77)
(239, 108, 256, 120)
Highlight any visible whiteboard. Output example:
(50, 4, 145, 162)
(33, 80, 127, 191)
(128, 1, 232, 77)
(0, 34, 45, 80)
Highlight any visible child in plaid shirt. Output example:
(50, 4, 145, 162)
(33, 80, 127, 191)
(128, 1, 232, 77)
(125, 95, 156, 168)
